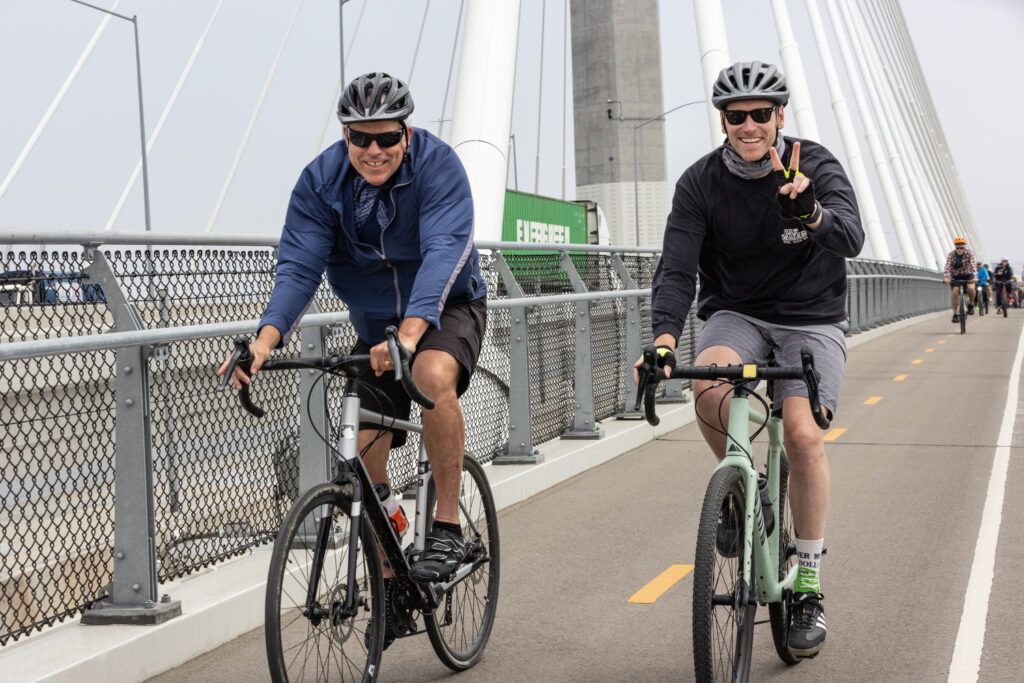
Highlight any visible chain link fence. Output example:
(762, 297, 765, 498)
(0, 236, 946, 645)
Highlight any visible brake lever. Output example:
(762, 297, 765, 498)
(635, 346, 662, 426)
(800, 346, 830, 430)
(220, 337, 265, 418)
(385, 326, 435, 410)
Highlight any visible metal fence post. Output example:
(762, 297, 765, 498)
(491, 252, 542, 464)
(559, 251, 602, 439)
(298, 302, 332, 495)
(80, 249, 181, 625)
(611, 254, 644, 417)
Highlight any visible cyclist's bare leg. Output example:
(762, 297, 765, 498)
(781, 395, 830, 539)
(967, 283, 976, 305)
(951, 286, 959, 312)
(412, 349, 464, 525)
(693, 345, 744, 458)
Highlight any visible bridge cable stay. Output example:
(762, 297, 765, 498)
(872, 0, 977, 251)
(0, 0, 123, 204)
(858, 1, 953, 249)
(823, 0, 926, 267)
(842, 0, 945, 265)
(407, 0, 431, 86)
(205, 0, 306, 233)
(436, 0, 466, 140)
(103, 0, 226, 232)
(314, 0, 368, 155)
(533, 0, 547, 194)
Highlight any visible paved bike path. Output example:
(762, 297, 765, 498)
(148, 312, 1024, 682)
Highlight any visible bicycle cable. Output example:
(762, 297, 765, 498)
(692, 379, 770, 463)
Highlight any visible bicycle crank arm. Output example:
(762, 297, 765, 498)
(429, 557, 490, 601)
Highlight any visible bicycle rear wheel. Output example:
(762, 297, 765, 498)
(265, 483, 384, 683)
(693, 467, 755, 683)
(768, 457, 801, 666)
(424, 454, 500, 670)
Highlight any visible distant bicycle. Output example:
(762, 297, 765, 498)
(220, 326, 499, 682)
(636, 346, 830, 683)
(950, 278, 972, 334)
(976, 283, 989, 316)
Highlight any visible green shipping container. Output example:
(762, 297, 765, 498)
(501, 190, 587, 245)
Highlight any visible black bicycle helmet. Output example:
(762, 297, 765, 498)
(712, 61, 790, 109)
(337, 72, 414, 124)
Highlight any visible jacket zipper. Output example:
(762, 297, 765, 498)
(378, 176, 414, 320)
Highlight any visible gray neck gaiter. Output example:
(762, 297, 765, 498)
(721, 131, 786, 180)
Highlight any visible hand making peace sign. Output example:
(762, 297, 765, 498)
(770, 141, 822, 227)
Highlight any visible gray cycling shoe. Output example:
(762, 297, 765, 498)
(408, 527, 466, 583)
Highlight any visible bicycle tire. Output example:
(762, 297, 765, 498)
(265, 482, 384, 683)
(693, 467, 755, 683)
(768, 457, 801, 666)
(424, 454, 501, 671)
(959, 291, 966, 334)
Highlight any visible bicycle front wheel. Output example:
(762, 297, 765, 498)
(265, 483, 384, 683)
(693, 467, 755, 683)
(768, 457, 801, 666)
(959, 293, 967, 334)
(424, 454, 501, 670)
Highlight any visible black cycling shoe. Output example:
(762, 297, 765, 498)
(787, 591, 826, 658)
(951, 314, 959, 323)
(967, 306, 975, 315)
(716, 497, 739, 558)
(365, 577, 397, 652)
(408, 527, 467, 583)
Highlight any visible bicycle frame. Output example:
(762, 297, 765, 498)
(711, 383, 796, 607)
(310, 382, 485, 617)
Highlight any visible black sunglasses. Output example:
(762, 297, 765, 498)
(347, 125, 405, 148)
(723, 105, 777, 125)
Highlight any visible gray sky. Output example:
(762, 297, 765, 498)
(1, 0, 1021, 267)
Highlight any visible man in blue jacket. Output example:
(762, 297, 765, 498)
(220, 73, 487, 596)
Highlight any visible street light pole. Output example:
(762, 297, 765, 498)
(631, 99, 704, 246)
(70, 0, 151, 233)
(339, 0, 352, 88)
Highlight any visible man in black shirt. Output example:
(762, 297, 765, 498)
(644, 61, 864, 659)
(993, 258, 1014, 313)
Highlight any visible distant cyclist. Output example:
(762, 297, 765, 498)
(976, 263, 991, 313)
(993, 258, 1014, 314)
(642, 60, 865, 659)
(942, 237, 976, 323)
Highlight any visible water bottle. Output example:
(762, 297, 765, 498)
(373, 482, 408, 540)
(757, 473, 775, 537)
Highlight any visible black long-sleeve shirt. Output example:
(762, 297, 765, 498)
(651, 137, 865, 341)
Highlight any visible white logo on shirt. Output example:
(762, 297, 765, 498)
(781, 227, 809, 245)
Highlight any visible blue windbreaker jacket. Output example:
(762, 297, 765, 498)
(259, 127, 486, 345)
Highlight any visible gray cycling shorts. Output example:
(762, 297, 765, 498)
(695, 310, 849, 417)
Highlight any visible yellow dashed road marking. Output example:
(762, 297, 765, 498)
(864, 396, 883, 405)
(628, 564, 694, 604)
(925, 348, 934, 352)
(894, 374, 908, 381)
(911, 359, 923, 365)
(938, 340, 946, 344)
(823, 428, 847, 442)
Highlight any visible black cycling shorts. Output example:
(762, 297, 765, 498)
(949, 273, 973, 289)
(351, 297, 487, 448)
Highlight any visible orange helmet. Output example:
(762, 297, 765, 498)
(953, 236, 967, 246)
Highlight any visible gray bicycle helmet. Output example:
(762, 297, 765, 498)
(712, 61, 790, 109)
(337, 72, 414, 124)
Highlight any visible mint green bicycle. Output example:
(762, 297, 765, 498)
(636, 346, 830, 683)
